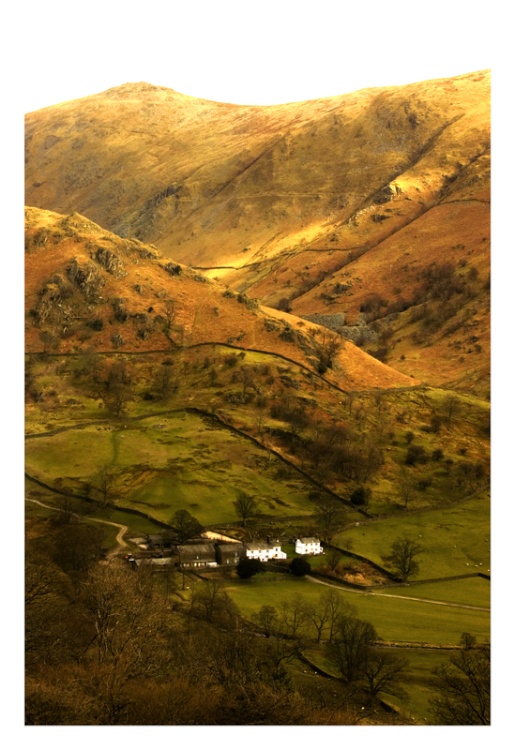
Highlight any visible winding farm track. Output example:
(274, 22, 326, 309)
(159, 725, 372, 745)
(305, 575, 490, 612)
(26, 498, 129, 558)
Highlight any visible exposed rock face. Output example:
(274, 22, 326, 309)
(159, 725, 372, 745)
(301, 313, 347, 331)
(66, 259, 104, 300)
(93, 247, 124, 276)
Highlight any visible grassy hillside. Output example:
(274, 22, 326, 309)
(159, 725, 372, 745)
(25, 71, 490, 393)
(25, 206, 414, 392)
(25, 210, 489, 542)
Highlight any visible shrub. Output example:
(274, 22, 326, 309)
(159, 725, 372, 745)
(289, 557, 311, 577)
(406, 444, 428, 465)
(350, 486, 371, 506)
(236, 557, 265, 579)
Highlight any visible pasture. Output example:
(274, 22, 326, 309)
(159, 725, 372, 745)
(225, 570, 489, 725)
(332, 492, 490, 580)
(224, 573, 490, 645)
(25, 410, 321, 525)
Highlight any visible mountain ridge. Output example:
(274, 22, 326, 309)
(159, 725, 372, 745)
(25, 70, 490, 395)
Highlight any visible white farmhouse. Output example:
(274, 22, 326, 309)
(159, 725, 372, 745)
(295, 537, 324, 555)
(245, 542, 287, 562)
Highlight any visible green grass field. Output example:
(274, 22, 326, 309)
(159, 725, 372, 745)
(225, 573, 489, 645)
(389, 575, 490, 608)
(25, 410, 321, 525)
(332, 493, 490, 580)
(225, 572, 489, 725)
(86, 506, 166, 536)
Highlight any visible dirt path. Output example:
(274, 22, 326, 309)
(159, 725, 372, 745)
(27, 498, 129, 559)
(305, 575, 490, 612)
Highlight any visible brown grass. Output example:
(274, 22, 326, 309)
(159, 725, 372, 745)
(25, 70, 490, 394)
(25, 207, 416, 391)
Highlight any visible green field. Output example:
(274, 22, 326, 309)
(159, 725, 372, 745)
(225, 573, 489, 645)
(332, 493, 490, 580)
(389, 575, 490, 608)
(224, 571, 489, 725)
(25, 410, 322, 525)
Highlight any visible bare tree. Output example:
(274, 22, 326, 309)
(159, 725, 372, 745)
(170, 509, 203, 543)
(99, 360, 134, 416)
(74, 346, 102, 383)
(153, 363, 176, 400)
(382, 535, 423, 581)
(328, 615, 377, 686)
(363, 649, 409, 697)
(398, 476, 417, 510)
(190, 579, 238, 624)
(326, 548, 343, 572)
(313, 495, 345, 541)
(233, 491, 258, 527)
(313, 330, 343, 372)
(102, 386, 131, 417)
(164, 300, 175, 333)
(38, 329, 61, 358)
(319, 589, 352, 644)
(240, 366, 255, 400)
(442, 394, 460, 423)
(278, 595, 310, 640)
(303, 597, 333, 643)
(95, 466, 117, 506)
(252, 605, 279, 637)
(430, 640, 490, 724)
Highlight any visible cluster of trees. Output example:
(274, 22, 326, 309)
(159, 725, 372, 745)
(69, 352, 179, 416)
(26, 510, 489, 725)
(268, 414, 384, 485)
(252, 591, 409, 699)
(25, 520, 355, 724)
(253, 589, 349, 644)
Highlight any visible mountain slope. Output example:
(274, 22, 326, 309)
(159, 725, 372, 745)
(25, 206, 490, 524)
(25, 206, 416, 392)
(25, 71, 490, 394)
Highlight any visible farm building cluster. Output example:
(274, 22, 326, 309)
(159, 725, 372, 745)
(125, 534, 323, 569)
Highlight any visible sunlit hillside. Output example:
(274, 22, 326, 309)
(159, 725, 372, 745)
(25, 70, 490, 394)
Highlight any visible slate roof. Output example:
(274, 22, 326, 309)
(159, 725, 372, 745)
(177, 543, 216, 557)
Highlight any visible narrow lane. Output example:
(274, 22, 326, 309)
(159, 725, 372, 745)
(27, 498, 129, 558)
(305, 575, 490, 612)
